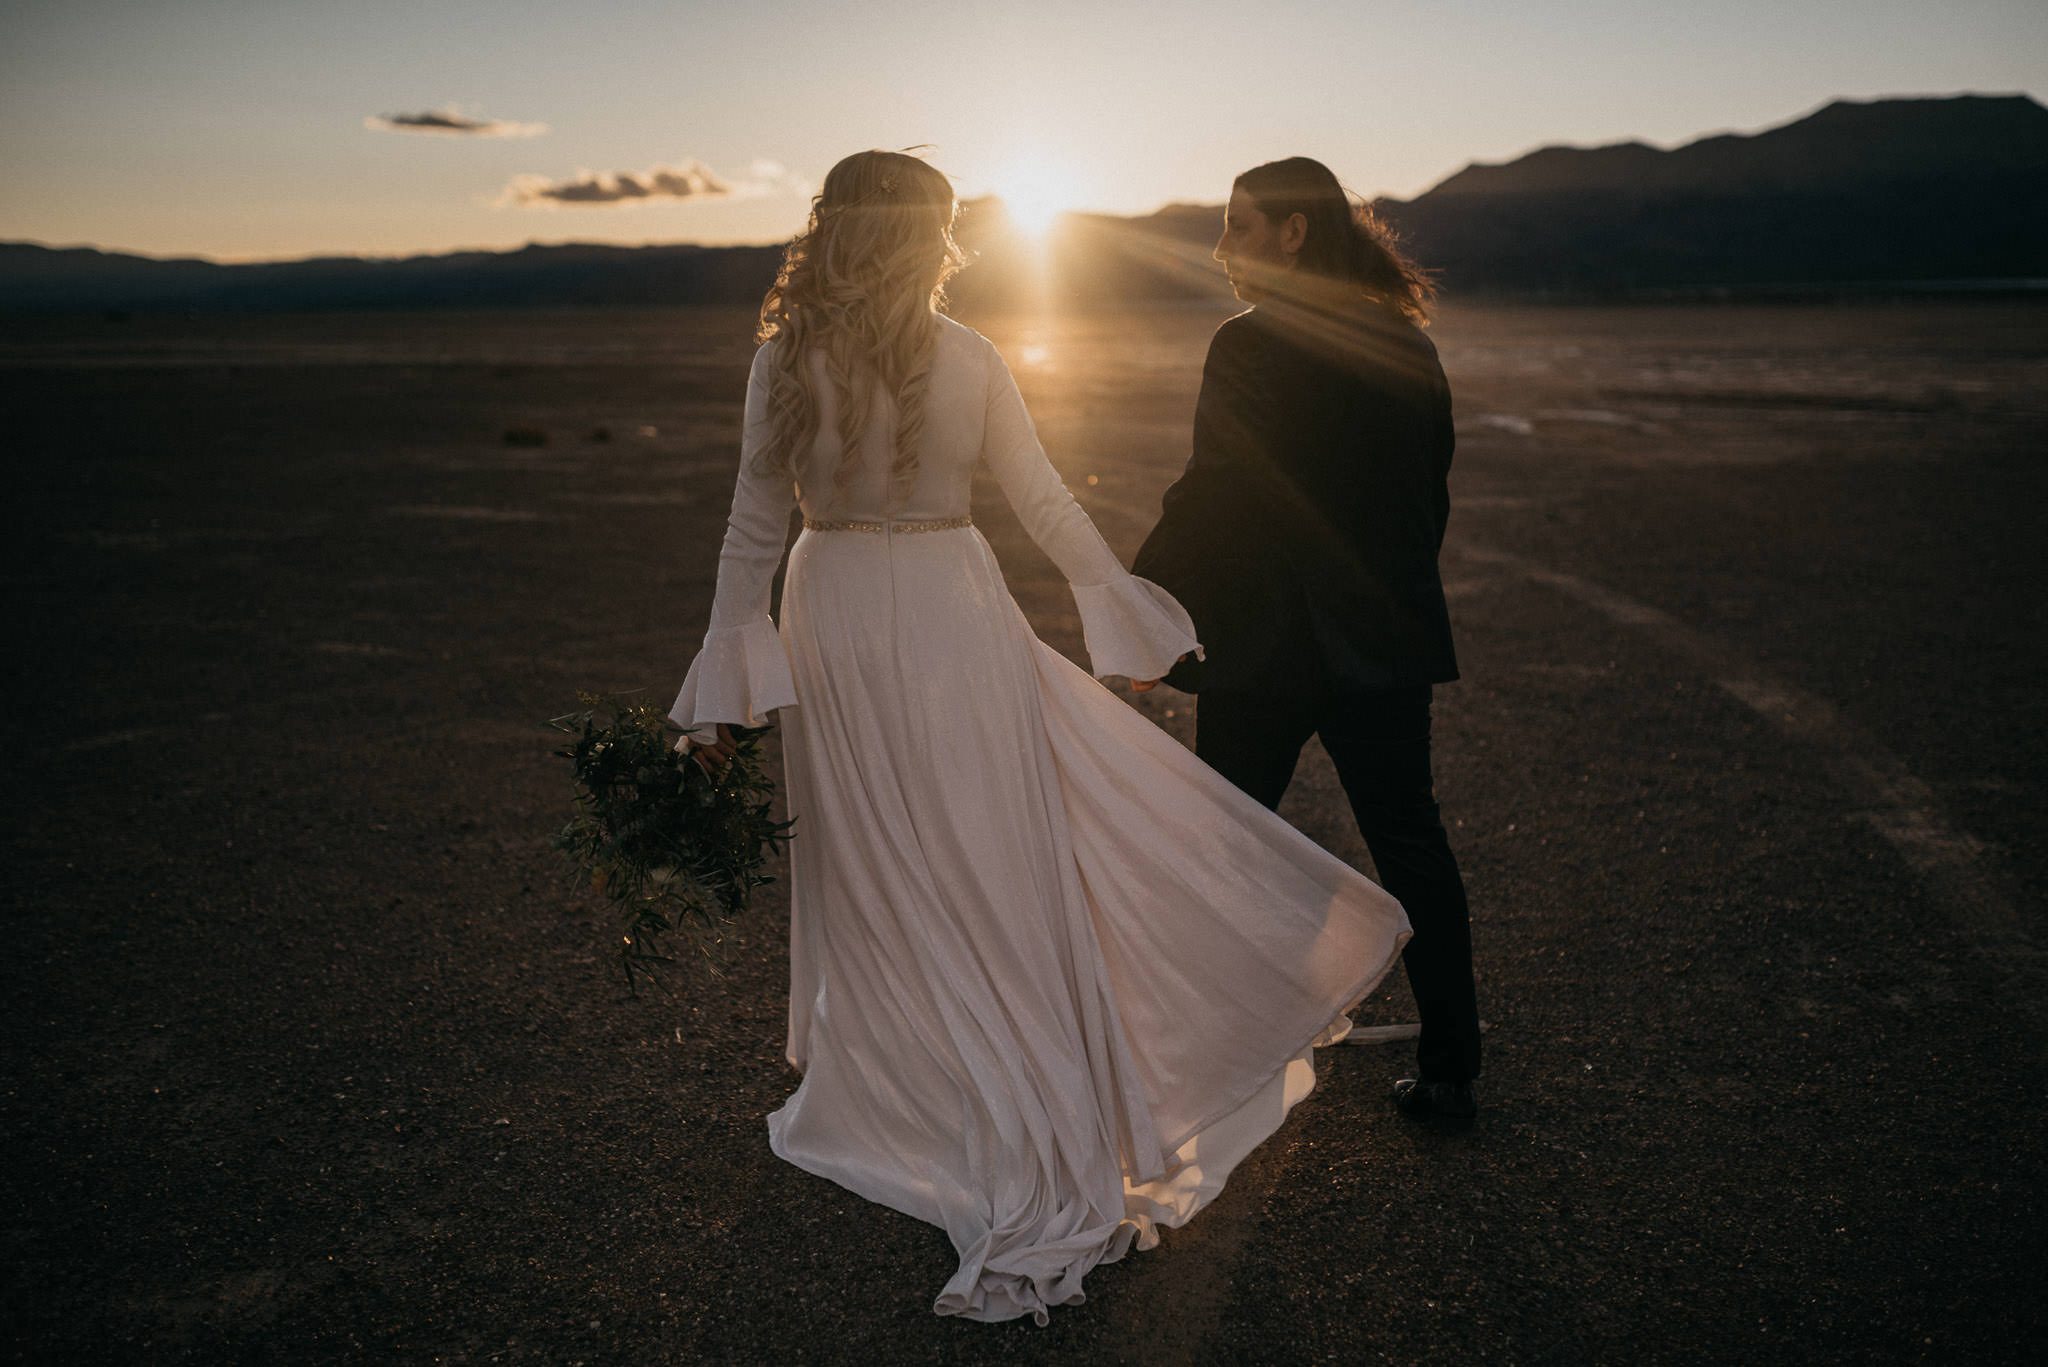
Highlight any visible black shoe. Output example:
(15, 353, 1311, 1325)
(1393, 1078, 1478, 1121)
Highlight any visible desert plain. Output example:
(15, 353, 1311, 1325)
(2, 299, 2044, 1364)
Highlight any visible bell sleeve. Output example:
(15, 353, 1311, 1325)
(978, 334, 1203, 682)
(669, 343, 800, 741)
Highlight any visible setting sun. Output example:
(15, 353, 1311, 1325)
(991, 163, 1078, 237)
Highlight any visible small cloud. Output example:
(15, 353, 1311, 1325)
(367, 107, 548, 138)
(501, 159, 733, 207)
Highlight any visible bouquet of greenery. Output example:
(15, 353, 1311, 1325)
(549, 693, 793, 991)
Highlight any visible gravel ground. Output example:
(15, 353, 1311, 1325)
(2, 301, 2043, 1364)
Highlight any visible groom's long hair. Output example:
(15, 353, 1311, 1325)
(1236, 157, 1436, 326)
(752, 150, 968, 506)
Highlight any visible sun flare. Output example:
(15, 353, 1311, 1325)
(992, 164, 1077, 238)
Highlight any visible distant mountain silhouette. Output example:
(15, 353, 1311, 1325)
(4, 94, 2042, 313)
(1428, 94, 2048, 197)
(1384, 94, 2048, 292)
(0, 240, 784, 314)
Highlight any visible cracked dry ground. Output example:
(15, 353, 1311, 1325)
(3, 301, 2043, 1364)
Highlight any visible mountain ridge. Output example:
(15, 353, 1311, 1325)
(1424, 93, 2048, 197)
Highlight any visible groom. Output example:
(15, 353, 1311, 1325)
(1132, 157, 1482, 1120)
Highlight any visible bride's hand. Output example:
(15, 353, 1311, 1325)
(679, 723, 739, 773)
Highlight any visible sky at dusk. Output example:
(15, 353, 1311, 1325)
(2, 0, 2043, 262)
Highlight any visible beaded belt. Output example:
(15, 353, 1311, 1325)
(801, 515, 974, 534)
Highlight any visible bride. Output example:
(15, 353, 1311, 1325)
(671, 149, 1411, 1325)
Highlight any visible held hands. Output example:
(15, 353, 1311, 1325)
(1129, 654, 1190, 693)
(676, 723, 740, 774)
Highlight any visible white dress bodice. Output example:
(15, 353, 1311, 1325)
(673, 314, 1201, 737)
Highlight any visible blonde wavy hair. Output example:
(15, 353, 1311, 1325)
(753, 150, 968, 506)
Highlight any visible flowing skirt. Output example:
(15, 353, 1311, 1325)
(765, 524, 1411, 1324)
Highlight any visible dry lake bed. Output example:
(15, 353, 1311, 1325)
(3, 300, 2045, 1364)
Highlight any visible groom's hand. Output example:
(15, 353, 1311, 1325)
(1130, 654, 1190, 693)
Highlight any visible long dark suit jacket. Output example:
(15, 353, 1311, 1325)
(1133, 302, 1460, 694)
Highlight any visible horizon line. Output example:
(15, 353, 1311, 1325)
(0, 196, 1207, 268)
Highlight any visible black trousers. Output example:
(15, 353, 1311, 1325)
(1195, 683, 1482, 1083)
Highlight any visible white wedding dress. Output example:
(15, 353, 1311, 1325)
(672, 315, 1412, 1324)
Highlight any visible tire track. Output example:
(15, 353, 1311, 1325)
(1456, 540, 2035, 956)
